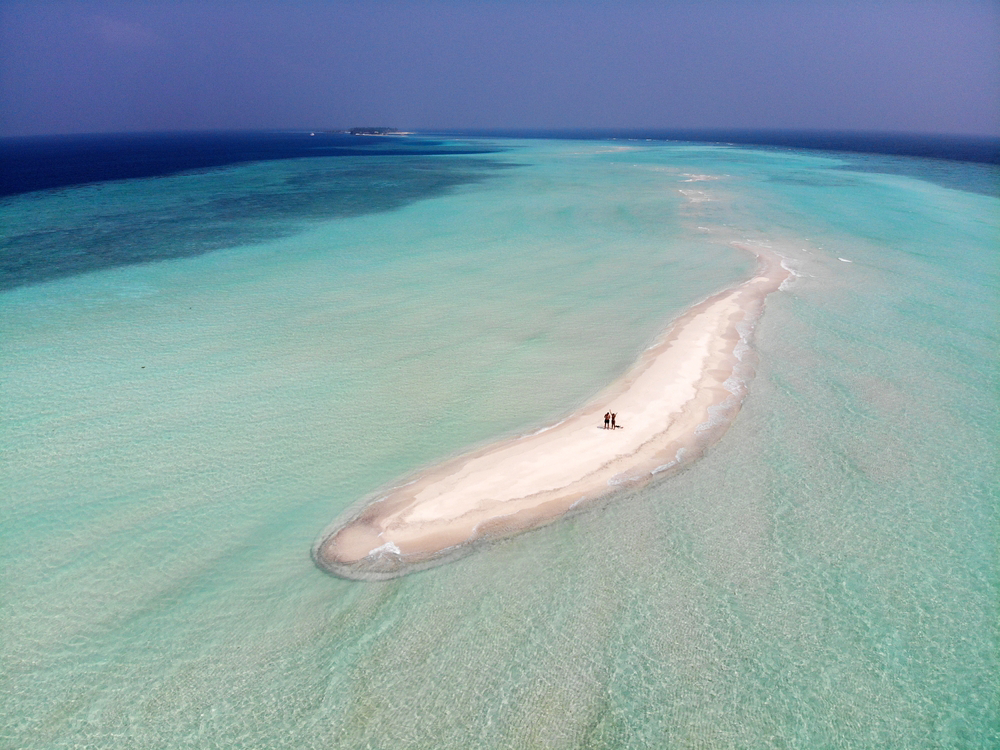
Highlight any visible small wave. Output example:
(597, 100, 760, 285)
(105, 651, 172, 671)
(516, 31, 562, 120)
(695, 392, 741, 435)
(608, 471, 647, 486)
(779, 259, 801, 290)
(735, 319, 756, 341)
(678, 189, 712, 202)
(839, 258, 853, 263)
(369, 541, 402, 557)
(525, 418, 567, 437)
(651, 447, 687, 475)
(722, 373, 747, 398)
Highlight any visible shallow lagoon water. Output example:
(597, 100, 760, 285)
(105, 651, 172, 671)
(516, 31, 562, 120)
(2, 138, 997, 747)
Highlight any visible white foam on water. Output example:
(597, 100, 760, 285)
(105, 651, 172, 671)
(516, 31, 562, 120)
(694, 393, 741, 435)
(369, 541, 402, 557)
(779, 259, 802, 290)
(525, 418, 568, 437)
(607, 471, 647, 486)
(651, 447, 687, 475)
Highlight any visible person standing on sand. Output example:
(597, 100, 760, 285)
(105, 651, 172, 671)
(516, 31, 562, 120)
(611, 413, 617, 429)
(604, 412, 610, 429)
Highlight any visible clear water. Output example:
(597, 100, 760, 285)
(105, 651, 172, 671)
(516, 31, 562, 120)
(2, 138, 997, 748)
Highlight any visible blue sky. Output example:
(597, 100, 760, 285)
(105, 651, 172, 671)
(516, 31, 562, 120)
(1, 0, 997, 137)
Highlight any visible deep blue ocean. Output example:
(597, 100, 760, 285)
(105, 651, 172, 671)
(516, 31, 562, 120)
(2, 130, 997, 748)
(4, 130, 997, 199)
(0, 130, 505, 197)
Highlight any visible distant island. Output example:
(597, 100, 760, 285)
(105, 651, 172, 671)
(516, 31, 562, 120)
(347, 127, 408, 136)
(319, 127, 411, 136)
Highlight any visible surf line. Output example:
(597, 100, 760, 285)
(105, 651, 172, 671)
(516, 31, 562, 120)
(314, 244, 790, 580)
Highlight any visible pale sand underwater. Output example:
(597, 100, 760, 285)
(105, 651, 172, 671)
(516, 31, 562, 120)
(316, 244, 790, 578)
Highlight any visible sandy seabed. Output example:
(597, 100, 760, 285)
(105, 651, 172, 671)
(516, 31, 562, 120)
(314, 237, 791, 580)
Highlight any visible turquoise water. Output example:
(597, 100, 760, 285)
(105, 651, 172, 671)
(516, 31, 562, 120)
(2, 139, 997, 747)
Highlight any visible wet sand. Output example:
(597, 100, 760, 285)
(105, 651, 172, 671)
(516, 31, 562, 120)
(315, 244, 790, 579)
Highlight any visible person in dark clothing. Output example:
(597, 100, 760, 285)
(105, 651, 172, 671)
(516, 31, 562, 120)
(604, 412, 611, 429)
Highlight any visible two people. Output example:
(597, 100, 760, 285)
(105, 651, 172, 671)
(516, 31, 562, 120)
(603, 411, 618, 429)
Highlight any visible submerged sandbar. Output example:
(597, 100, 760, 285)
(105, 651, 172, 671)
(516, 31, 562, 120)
(315, 245, 790, 579)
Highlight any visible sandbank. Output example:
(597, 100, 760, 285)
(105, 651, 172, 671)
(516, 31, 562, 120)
(315, 245, 790, 579)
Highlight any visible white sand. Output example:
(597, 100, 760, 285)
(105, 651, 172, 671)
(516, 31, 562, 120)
(316, 245, 789, 578)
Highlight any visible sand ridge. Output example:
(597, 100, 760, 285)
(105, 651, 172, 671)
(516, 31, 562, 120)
(314, 243, 791, 580)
